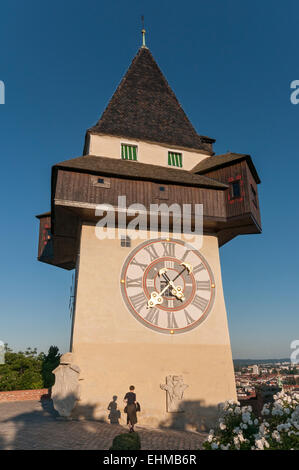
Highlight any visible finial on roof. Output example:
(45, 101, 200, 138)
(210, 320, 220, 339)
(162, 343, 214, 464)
(141, 15, 147, 48)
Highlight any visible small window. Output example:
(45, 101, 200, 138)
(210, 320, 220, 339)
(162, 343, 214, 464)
(120, 235, 131, 247)
(230, 181, 241, 199)
(168, 151, 183, 168)
(156, 185, 168, 199)
(91, 176, 111, 188)
(121, 144, 138, 161)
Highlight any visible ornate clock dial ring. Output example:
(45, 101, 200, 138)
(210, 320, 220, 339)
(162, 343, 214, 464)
(120, 238, 215, 334)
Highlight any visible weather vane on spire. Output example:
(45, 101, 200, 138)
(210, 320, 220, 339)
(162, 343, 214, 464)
(141, 15, 147, 48)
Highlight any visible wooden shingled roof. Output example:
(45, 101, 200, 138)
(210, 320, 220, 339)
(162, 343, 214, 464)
(88, 47, 214, 153)
(54, 155, 229, 189)
(192, 152, 261, 184)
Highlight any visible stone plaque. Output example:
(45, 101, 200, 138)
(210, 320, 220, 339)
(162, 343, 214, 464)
(160, 375, 189, 412)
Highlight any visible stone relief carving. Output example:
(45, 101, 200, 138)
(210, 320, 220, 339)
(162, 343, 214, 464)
(52, 352, 80, 418)
(160, 375, 189, 412)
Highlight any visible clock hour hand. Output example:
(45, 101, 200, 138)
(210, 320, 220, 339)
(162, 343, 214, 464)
(147, 280, 174, 308)
(159, 268, 185, 302)
(147, 291, 163, 308)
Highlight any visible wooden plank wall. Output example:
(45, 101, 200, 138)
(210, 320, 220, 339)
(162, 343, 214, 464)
(202, 161, 261, 226)
(55, 170, 227, 219)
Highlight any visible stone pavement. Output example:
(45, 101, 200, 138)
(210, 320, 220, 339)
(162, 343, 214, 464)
(0, 400, 208, 450)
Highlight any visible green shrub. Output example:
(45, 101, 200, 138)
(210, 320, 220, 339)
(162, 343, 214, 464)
(110, 432, 141, 450)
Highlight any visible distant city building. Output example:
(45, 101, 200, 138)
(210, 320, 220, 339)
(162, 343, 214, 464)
(249, 364, 259, 375)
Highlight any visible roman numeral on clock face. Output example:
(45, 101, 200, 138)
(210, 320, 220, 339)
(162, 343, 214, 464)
(193, 263, 205, 274)
(144, 308, 159, 325)
(126, 277, 143, 288)
(144, 244, 159, 262)
(131, 258, 148, 271)
(196, 281, 211, 291)
(184, 309, 195, 325)
(181, 249, 192, 263)
(162, 242, 175, 257)
(130, 292, 147, 311)
(192, 295, 209, 312)
(167, 312, 178, 329)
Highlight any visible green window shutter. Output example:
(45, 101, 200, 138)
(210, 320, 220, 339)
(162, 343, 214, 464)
(178, 154, 182, 168)
(132, 146, 137, 161)
(121, 144, 137, 161)
(168, 151, 182, 168)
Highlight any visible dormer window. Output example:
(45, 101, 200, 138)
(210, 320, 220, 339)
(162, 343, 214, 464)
(121, 143, 137, 161)
(168, 151, 182, 168)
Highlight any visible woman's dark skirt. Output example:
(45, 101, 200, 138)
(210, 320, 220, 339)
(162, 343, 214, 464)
(126, 403, 137, 425)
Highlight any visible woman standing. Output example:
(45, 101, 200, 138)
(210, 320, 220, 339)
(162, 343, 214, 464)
(124, 385, 137, 432)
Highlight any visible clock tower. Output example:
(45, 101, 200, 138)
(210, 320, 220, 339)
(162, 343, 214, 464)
(37, 42, 261, 430)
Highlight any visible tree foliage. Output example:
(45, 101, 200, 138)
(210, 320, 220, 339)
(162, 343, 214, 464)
(0, 344, 61, 391)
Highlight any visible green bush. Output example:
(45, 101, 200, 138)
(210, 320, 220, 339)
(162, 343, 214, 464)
(110, 432, 141, 450)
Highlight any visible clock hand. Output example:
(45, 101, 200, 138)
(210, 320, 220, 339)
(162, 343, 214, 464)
(161, 272, 185, 301)
(150, 263, 193, 307)
(159, 268, 185, 302)
(172, 262, 193, 283)
(147, 280, 174, 308)
(164, 262, 192, 300)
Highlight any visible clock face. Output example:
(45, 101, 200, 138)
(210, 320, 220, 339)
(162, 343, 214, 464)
(120, 238, 215, 334)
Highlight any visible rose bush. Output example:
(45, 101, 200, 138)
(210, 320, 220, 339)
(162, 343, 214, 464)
(203, 391, 299, 450)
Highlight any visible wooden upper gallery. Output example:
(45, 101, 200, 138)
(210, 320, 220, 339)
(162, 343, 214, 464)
(36, 46, 261, 270)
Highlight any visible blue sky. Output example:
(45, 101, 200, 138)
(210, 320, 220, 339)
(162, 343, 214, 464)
(0, 0, 298, 359)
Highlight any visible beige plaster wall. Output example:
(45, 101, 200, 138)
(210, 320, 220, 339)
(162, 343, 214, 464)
(70, 225, 236, 430)
(88, 133, 209, 171)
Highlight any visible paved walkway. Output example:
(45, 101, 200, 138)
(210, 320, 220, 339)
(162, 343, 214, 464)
(0, 400, 207, 450)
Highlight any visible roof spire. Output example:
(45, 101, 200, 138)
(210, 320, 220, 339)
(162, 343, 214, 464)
(141, 15, 147, 48)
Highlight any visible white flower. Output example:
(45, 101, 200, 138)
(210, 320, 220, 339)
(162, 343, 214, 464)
(255, 438, 266, 450)
(211, 442, 218, 450)
(220, 443, 230, 450)
(233, 436, 240, 450)
(272, 430, 281, 442)
(220, 423, 227, 430)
